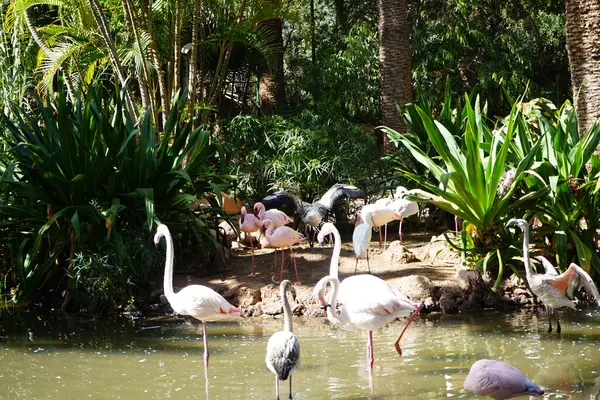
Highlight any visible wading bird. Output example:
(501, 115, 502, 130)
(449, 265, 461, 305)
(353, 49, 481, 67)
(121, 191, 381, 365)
(373, 186, 419, 245)
(266, 280, 300, 400)
(253, 202, 294, 276)
(154, 224, 241, 368)
(357, 203, 403, 250)
(463, 359, 544, 399)
(315, 223, 422, 371)
(507, 218, 600, 333)
(262, 219, 306, 284)
(239, 206, 263, 276)
(260, 184, 365, 246)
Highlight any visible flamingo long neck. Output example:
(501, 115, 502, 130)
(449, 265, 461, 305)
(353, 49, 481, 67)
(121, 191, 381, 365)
(521, 224, 534, 280)
(329, 229, 341, 279)
(162, 230, 176, 302)
(264, 220, 274, 239)
(325, 277, 341, 324)
(281, 282, 293, 333)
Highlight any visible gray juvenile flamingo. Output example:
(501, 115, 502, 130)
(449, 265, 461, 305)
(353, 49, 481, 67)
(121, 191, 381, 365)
(507, 218, 600, 333)
(463, 359, 544, 399)
(154, 224, 241, 368)
(265, 280, 300, 400)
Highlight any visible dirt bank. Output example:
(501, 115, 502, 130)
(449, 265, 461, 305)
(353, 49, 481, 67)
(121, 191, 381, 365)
(145, 232, 538, 320)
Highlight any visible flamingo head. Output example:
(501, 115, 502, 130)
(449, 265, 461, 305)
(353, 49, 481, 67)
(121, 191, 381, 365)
(260, 218, 272, 233)
(154, 224, 170, 246)
(317, 222, 336, 244)
(253, 202, 264, 218)
(304, 210, 321, 227)
(506, 218, 529, 233)
(313, 275, 333, 308)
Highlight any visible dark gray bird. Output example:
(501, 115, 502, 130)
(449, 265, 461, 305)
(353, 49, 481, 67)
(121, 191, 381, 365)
(260, 184, 365, 246)
(463, 359, 544, 399)
(265, 280, 300, 400)
(507, 218, 600, 333)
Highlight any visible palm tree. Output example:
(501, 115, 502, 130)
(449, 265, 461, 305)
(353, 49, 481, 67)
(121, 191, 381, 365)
(257, 4, 286, 115)
(564, 0, 600, 138)
(378, 0, 412, 154)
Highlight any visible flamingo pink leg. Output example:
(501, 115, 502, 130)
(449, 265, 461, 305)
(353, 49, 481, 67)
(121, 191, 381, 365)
(277, 247, 285, 284)
(202, 321, 210, 369)
(378, 229, 382, 249)
(455, 215, 460, 234)
(273, 248, 278, 274)
(384, 223, 388, 249)
(248, 238, 256, 276)
(399, 218, 403, 242)
(290, 246, 301, 285)
(394, 303, 423, 356)
(367, 330, 374, 370)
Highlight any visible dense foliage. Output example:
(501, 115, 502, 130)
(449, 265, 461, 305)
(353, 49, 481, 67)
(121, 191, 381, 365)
(0, 84, 228, 312)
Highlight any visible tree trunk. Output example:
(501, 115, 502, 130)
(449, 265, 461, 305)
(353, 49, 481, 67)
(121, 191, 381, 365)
(378, 0, 412, 154)
(257, 14, 286, 115)
(187, 0, 201, 123)
(565, 0, 600, 138)
(172, 0, 182, 97)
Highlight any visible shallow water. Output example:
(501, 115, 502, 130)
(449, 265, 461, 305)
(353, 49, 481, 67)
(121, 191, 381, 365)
(1, 309, 600, 399)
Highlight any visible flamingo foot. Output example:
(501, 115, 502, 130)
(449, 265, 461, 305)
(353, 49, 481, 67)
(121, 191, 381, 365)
(293, 281, 302, 285)
(248, 272, 256, 277)
(394, 303, 423, 357)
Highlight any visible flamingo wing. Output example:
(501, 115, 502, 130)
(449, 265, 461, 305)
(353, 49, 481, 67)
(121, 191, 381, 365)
(352, 223, 372, 258)
(554, 263, 600, 305)
(174, 285, 240, 320)
(265, 331, 300, 380)
(317, 184, 365, 210)
(535, 256, 558, 276)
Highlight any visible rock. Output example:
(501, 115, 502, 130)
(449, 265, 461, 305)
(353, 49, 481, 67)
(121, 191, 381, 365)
(263, 303, 283, 316)
(383, 241, 420, 264)
(421, 235, 461, 265)
(455, 269, 487, 293)
(423, 296, 439, 312)
(394, 275, 433, 302)
(243, 304, 263, 317)
(439, 292, 460, 314)
(513, 288, 530, 297)
(235, 286, 262, 307)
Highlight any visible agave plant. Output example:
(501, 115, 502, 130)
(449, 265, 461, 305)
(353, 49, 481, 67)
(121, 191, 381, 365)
(0, 82, 227, 307)
(382, 95, 548, 289)
(509, 98, 600, 275)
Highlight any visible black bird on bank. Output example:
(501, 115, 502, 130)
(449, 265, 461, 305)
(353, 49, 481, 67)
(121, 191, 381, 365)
(260, 184, 365, 246)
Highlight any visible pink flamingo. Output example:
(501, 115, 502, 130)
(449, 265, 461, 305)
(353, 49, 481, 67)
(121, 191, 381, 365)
(358, 204, 403, 249)
(154, 224, 241, 369)
(262, 219, 306, 285)
(314, 223, 422, 371)
(238, 206, 263, 276)
(464, 359, 544, 399)
(254, 202, 293, 275)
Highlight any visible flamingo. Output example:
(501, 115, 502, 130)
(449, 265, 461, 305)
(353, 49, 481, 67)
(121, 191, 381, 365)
(373, 186, 418, 245)
(260, 184, 365, 246)
(154, 224, 241, 368)
(262, 219, 306, 285)
(254, 202, 294, 276)
(239, 206, 262, 276)
(314, 223, 422, 370)
(506, 218, 600, 333)
(352, 223, 372, 274)
(265, 280, 301, 400)
(357, 203, 402, 250)
(463, 359, 544, 399)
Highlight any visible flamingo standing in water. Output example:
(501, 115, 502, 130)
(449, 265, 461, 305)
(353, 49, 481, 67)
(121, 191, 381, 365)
(463, 359, 544, 399)
(265, 280, 301, 400)
(254, 202, 293, 276)
(262, 219, 306, 284)
(507, 218, 600, 333)
(239, 206, 262, 276)
(154, 224, 241, 368)
(315, 223, 423, 371)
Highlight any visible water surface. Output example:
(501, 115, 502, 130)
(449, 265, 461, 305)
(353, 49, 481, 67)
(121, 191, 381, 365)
(1, 309, 600, 399)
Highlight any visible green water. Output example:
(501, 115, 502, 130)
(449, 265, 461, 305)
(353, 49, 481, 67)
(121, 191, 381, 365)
(1, 309, 600, 399)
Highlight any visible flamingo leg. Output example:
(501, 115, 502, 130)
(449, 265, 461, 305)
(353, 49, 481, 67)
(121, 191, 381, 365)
(367, 330, 374, 370)
(455, 215, 459, 234)
(248, 238, 256, 276)
(275, 375, 280, 400)
(399, 218, 403, 242)
(288, 375, 293, 399)
(367, 250, 371, 274)
(354, 257, 359, 275)
(273, 248, 278, 275)
(291, 246, 301, 285)
(378, 229, 382, 249)
(555, 309, 561, 334)
(278, 247, 285, 284)
(383, 223, 388, 249)
(202, 321, 210, 368)
(394, 303, 423, 356)
(546, 305, 553, 333)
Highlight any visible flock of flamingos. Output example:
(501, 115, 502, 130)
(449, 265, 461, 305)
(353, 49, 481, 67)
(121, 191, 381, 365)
(154, 183, 600, 399)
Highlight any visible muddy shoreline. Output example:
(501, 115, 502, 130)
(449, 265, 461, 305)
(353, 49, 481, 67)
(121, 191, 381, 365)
(141, 233, 546, 320)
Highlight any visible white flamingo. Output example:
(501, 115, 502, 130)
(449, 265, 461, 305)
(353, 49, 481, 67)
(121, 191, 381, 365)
(373, 186, 418, 245)
(315, 223, 423, 370)
(154, 224, 241, 368)
(507, 218, 600, 333)
(266, 280, 300, 400)
(464, 359, 544, 399)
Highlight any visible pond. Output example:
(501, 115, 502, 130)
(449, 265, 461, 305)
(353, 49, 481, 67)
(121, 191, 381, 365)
(1, 309, 600, 399)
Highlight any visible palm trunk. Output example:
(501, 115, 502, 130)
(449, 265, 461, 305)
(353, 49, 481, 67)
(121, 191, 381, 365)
(87, 0, 138, 120)
(564, 0, 600, 138)
(142, 0, 170, 128)
(187, 0, 201, 123)
(378, 0, 412, 154)
(257, 13, 286, 115)
(172, 0, 182, 97)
